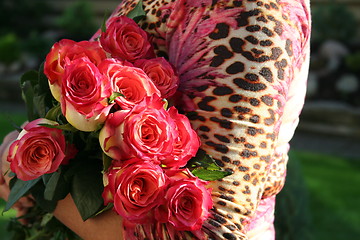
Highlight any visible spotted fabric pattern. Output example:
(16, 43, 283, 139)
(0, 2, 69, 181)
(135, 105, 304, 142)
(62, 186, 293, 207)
(104, 0, 311, 239)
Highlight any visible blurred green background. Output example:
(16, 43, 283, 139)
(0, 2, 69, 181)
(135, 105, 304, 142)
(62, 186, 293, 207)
(1, 0, 360, 239)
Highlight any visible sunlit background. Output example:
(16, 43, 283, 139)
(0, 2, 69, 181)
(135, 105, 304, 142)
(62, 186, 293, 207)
(0, 0, 359, 239)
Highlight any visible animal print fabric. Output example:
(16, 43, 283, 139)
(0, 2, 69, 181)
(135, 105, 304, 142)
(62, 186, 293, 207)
(98, 0, 311, 239)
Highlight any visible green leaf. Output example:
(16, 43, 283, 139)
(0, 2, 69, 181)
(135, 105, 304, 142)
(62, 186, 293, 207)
(20, 71, 38, 121)
(38, 63, 50, 93)
(71, 161, 104, 221)
(8, 171, 15, 178)
(187, 149, 232, 181)
(102, 153, 112, 172)
(101, 11, 109, 33)
(42, 173, 53, 185)
(33, 94, 48, 118)
(20, 70, 38, 86)
(3, 177, 41, 212)
(37, 63, 56, 113)
(20, 64, 55, 121)
(191, 168, 232, 181)
(40, 213, 54, 227)
(44, 171, 62, 201)
(45, 105, 62, 121)
(31, 182, 57, 213)
(38, 123, 77, 132)
(94, 203, 113, 217)
(109, 92, 124, 103)
(127, 0, 146, 23)
(187, 149, 220, 170)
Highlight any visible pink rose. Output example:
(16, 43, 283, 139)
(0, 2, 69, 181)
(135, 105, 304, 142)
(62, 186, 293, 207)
(7, 119, 68, 181)
(99, 95, 176, 162)
(61, 58, 112, 132)
(1, 131, 20, 185)
(155, 170, 212, 231)
(161, 107, 200, 168)
(103, 159, 167, 223)
(98, 59, 160, 110)
(134, 58, 179, 98)
(1, 129, 36, 225)
(44, 39, 106, 101)
(100, 16, 154, 61)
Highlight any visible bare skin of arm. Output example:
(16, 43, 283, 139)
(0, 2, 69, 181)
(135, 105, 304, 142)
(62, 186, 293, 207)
(53, 195, 123, 240)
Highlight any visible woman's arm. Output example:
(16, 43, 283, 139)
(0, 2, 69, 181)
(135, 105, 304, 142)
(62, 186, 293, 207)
(53, 195, 123, 240)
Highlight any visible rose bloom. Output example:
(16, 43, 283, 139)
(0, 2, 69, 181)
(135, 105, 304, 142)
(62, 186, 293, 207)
(44, 39, 106, 101)
(61, 57, 112, 132)
(161, 107, 200, 169)
(100, 16, 154, 62)
(7, 119, 68, 181)
(155, 170, 213, 231)
(134, 58, 179, 99)
(98, 59, 160, 110)
(99, 95, 176, 162)
(102, 159, 167, 223)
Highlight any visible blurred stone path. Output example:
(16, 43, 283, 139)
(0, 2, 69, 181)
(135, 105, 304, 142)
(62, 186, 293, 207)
(0, 102, 25, 114)
(291, 131, 360, 159)
(292, 101, 360, 159)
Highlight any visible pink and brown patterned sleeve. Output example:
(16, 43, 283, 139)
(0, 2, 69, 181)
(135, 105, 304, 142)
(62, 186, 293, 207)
(106, 0, 311, 239)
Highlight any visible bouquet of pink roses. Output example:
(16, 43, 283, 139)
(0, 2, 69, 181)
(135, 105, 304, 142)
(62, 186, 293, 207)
(2, 3, 229, 239)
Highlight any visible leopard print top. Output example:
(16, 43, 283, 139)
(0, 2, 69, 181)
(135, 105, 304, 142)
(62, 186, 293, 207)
(98, 0, 311, 239)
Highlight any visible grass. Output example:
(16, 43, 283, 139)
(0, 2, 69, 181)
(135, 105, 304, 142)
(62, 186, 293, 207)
(0, 112, 360, 239)
(295, 151, 360, 239)
(0, 200, 17, 240)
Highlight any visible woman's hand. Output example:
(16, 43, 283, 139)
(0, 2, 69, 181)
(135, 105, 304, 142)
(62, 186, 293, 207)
(0, 130, 34, 224)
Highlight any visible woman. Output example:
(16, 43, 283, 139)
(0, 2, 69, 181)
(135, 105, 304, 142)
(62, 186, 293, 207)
(1, 0, 311, 239)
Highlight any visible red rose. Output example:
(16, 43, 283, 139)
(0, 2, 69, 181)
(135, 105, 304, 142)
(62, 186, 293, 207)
(100, 16, 154, 62)
(161, 107, 201, 168)
(44, 39, 106, 101)
(103, 159, 167, 223)
(7, 119, 68, 181)
(155, 170, 212, 231)
(134, 58, 179, 98)
(99, 95, 176, 162)
(98, 58, 160, 110)
(61, 58, 112, 132)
